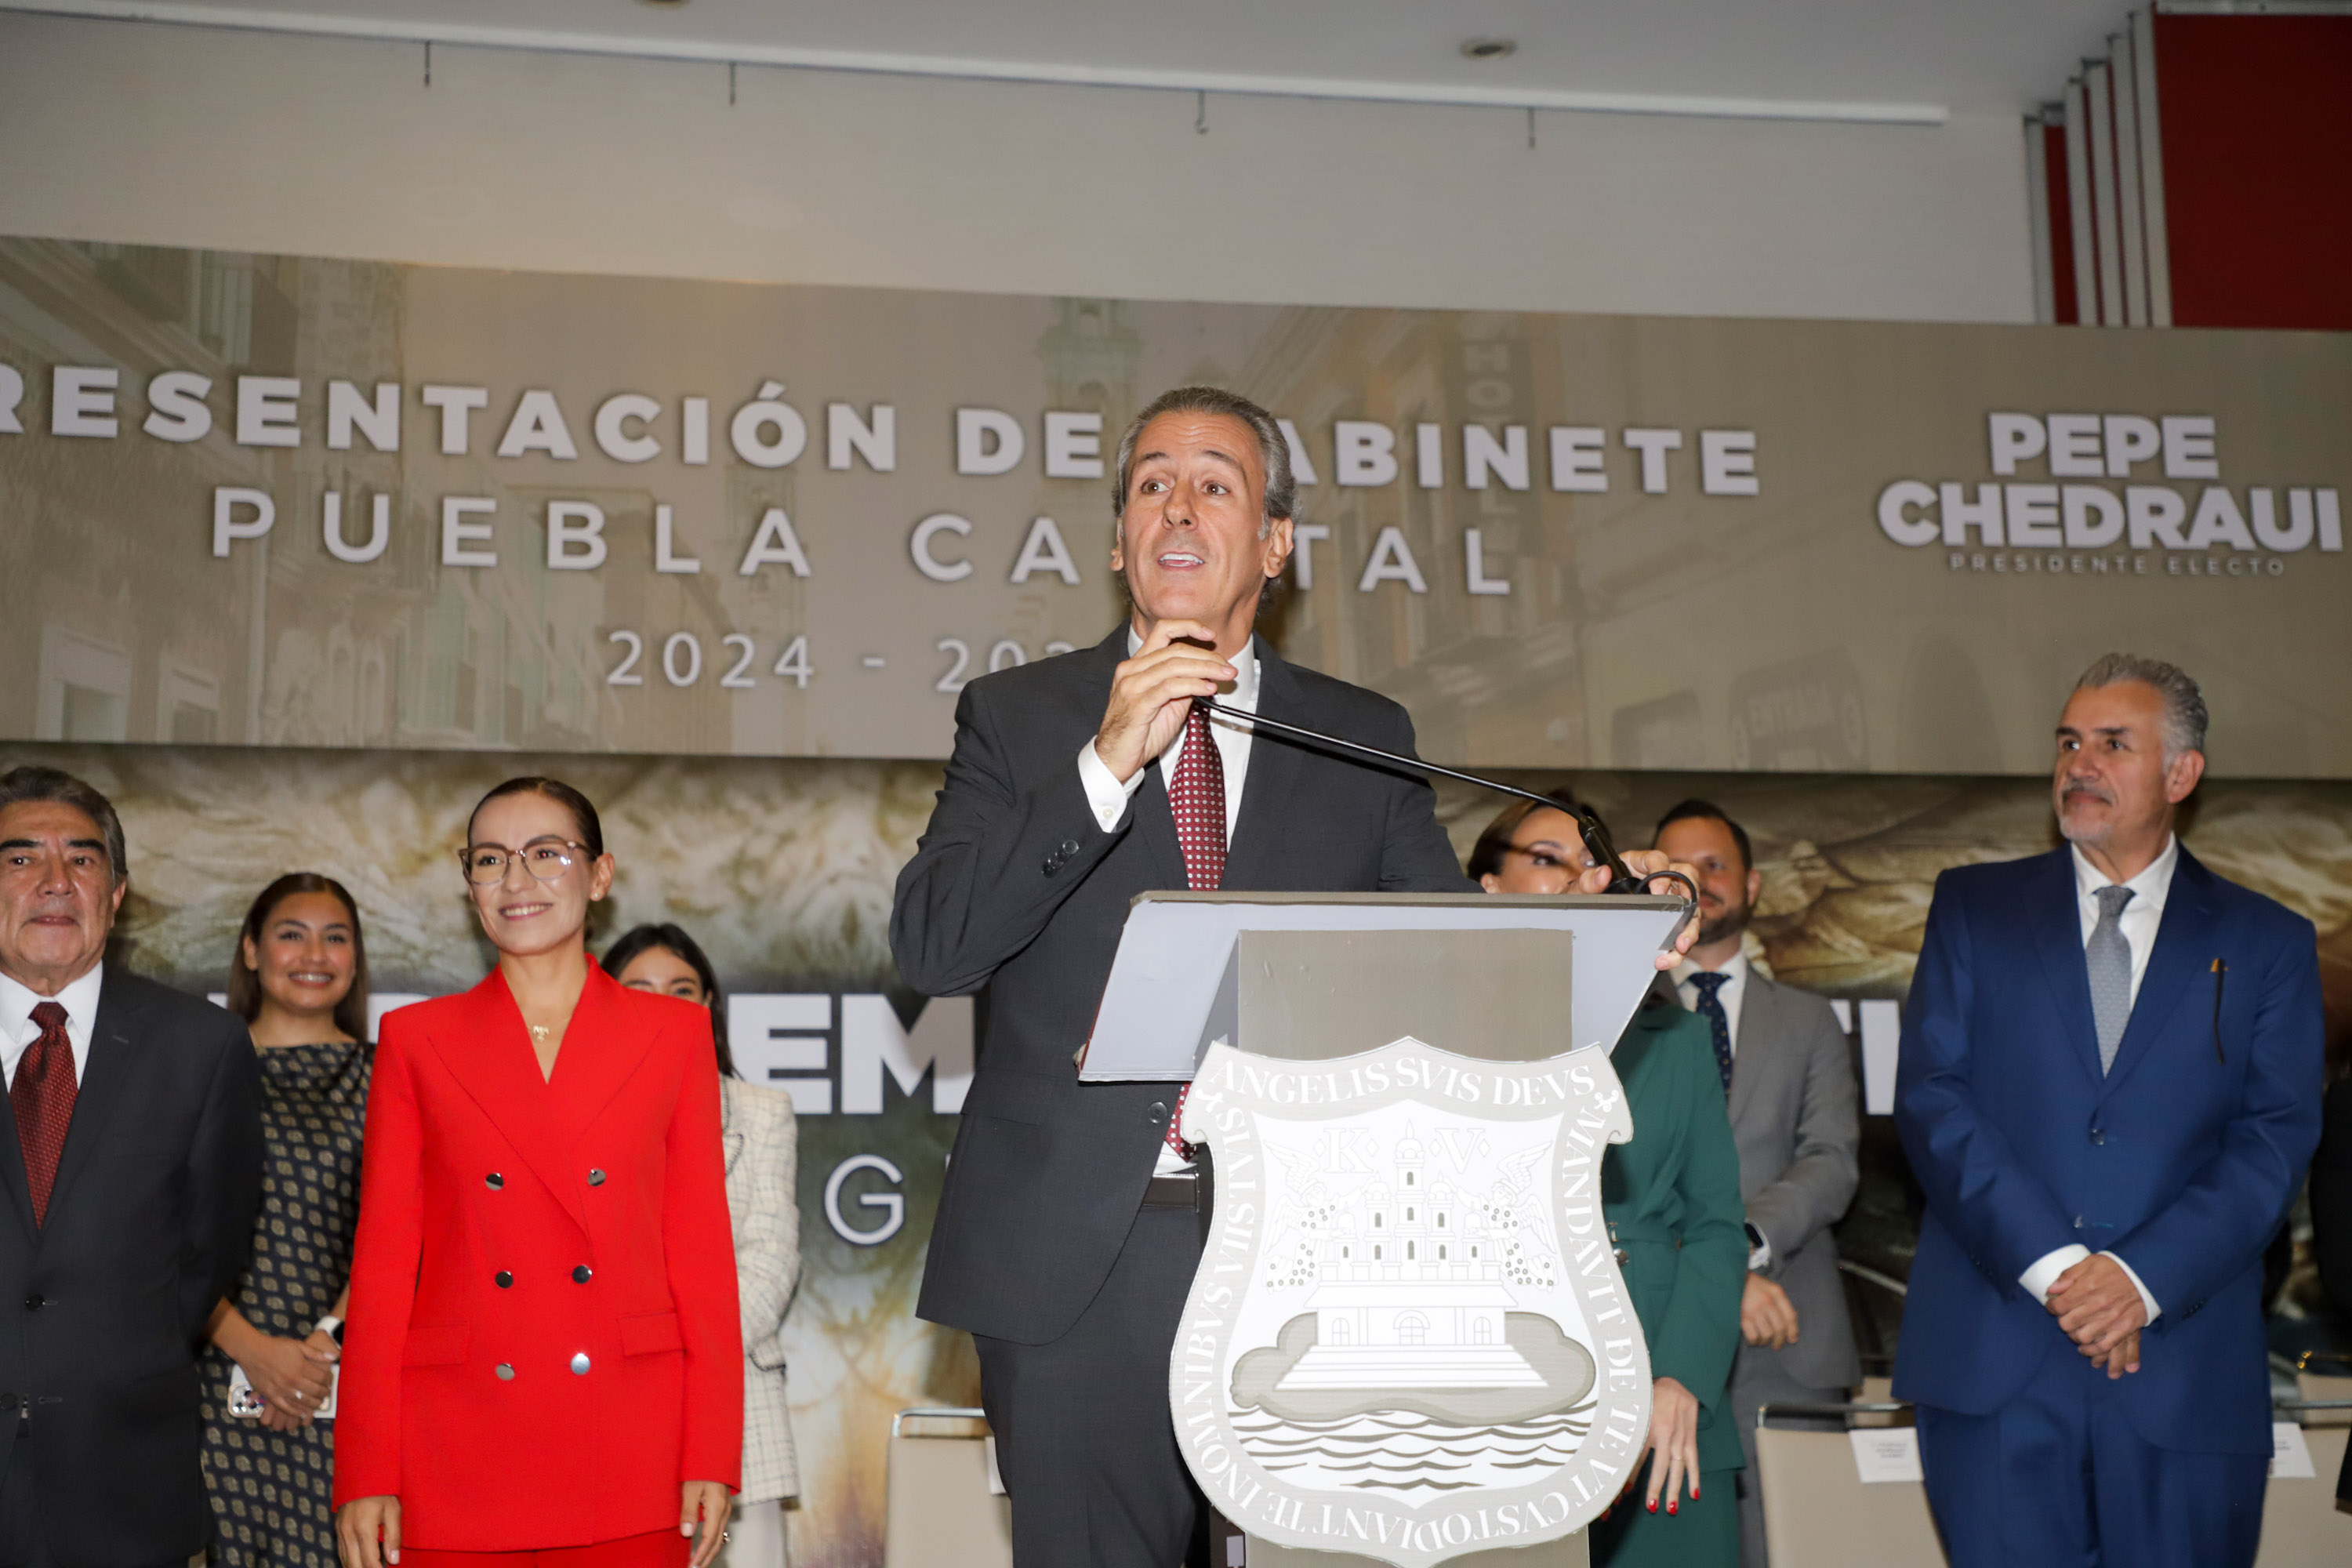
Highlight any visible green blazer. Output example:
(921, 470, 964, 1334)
(1603, 980, 1751, 1475)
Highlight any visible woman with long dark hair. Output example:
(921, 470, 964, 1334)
(204, 873, 375, 1568)
(604, 925, 800, 1568)
(334, 779, 741, 1568)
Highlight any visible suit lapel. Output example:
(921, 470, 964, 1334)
(2026, 848, 2107, 1087)
(42, 971, 143, 1231)
(546, 967, 659, 1152)
(1222, 639, 1308, 891)
(419, 972, 591, 1236)
(2098, 848, 2222, 1102)
(0, 1044, 34, 1242)
(1726, 972, 1773, 1127)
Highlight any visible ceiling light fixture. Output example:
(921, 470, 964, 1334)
(1460, 39, 1517, 63)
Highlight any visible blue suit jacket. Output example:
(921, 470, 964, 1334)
(1891, 844, 2321, 1455)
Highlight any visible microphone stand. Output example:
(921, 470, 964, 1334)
(1197, 697, 1697, 909)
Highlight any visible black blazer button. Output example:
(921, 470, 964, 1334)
(1058, 839, 1081, 857)
(22, 1294, 43, 1312)
(572, 1265, 593, 1284)
(495, 1271, 514, 1288)
(587, 1169, 607, 1186)
(1147, 1102, 1168, 1124)
(485, 1172, 504, 1189)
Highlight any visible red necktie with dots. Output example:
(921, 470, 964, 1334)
(13, 1001, 78, 1225)
(1165, 705, 1227, 1161)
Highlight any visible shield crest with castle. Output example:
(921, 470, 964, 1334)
(1172, 1035, 1651, 1568)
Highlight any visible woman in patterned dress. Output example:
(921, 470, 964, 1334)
(203, 873, 376, 1568)
(604, 925, 801, 1568)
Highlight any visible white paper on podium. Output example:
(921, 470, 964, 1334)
(1081, 891, 1688, 1081)
(1849, 1428, 1925, 1483)
(2269, 1421, 2317, 1479)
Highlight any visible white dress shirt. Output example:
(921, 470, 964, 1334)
(1076, 630, 1261, 1174)
(1076, 630, 1259, 844)
(2019, 834, 2180, 1325)
(2070, 833, 2176, 1006)
(0, 963, 104, 1090)
(1671, 949, 1750, 1056)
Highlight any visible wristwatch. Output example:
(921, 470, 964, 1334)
(314, 1315, 345, 1346)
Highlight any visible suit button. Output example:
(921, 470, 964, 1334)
(485, 1172, 504, 1189)
(1043, 855, 1063, 876)
(572, 1265, 593, 1284)
(495, 1363, 515, 1381)
(587, 1169, 606, 1186)
(22, 1294, 43, 1312)
(570, 1352, 591, 1375)
(1148, 1102, 1168, 1124)
(1059, 839, 1080, 857)
(495, 1271, 514, 1288)
(2089, 1128, 2106, 1145)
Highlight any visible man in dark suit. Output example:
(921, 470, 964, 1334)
(0, 766, 263, 1568)
(1893, 655, 2323, 1567)
(1653, 800, 1859, 1568)
(892, 386, 1694, 1567)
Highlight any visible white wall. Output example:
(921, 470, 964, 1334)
(0, 12, 2036, 322)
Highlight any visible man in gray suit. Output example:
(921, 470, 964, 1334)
(1655, 800, 1861, 1568)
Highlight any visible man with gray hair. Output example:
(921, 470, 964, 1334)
(893, 387, 1698, 1566)
(0, 765, 263, 1568)
(1893, 656, 2321, 1566)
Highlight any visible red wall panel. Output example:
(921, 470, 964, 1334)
(2154, 13, 2352, 331)
(2045, 123, 2080, 325)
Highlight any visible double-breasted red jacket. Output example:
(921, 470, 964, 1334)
(332, 966, 744, 1547)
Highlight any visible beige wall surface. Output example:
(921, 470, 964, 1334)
(0, 12, 2037, 323)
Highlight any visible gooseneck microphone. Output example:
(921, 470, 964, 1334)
(1196, 696, 1697, 907)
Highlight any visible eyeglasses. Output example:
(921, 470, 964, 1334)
(459, 839, 589, 885)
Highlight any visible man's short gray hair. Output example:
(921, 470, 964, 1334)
(1112, 386, 1296, 535)
(2074, 652, 2209, 759)
(0, 765, 129, 884)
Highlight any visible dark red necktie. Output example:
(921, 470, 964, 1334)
(1166, 706, 1226, 1160)
(13, 1000, 77, 1225)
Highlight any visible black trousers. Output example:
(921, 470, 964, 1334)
(0, 1421, 52, 1568)
(974, 1206, 1207, 1568)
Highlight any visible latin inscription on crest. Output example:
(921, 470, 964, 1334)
(1174, 1037, 1650, 1568)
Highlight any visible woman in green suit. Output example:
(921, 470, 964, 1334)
(1473, 795, 1748, 1567)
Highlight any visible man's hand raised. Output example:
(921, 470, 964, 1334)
(1095, 620, 1236, 783)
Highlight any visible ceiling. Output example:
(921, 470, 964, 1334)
(8, 0, 2143, 122)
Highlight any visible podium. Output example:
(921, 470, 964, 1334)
(1083, 892, 1690, 1568)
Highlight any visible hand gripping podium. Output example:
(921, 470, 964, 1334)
(1081, 892, 1691, 1568)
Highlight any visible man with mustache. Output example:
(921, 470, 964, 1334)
(1652, 800, 1858, 1568)
(1893, 655, 2321, 1567)
(0, 766, 263, 1568)
(892, 386, 1698, 1567)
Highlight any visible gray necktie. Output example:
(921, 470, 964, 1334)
(2088, 884, 2135, 1074)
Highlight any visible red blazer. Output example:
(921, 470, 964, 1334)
(333, 967, 743, 1547)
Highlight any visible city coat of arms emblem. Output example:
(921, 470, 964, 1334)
(1172, 1035, 1651, 1568)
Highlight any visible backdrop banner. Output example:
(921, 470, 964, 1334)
(2, 234, 2347, 775)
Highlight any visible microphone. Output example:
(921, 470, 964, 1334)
(1196, 696, 1694, 906)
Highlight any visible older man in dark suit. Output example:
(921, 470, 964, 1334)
(892, 386, 1694, 1568)
(0, 765, 263, 1568)
(1895, 656, 2321, 1567)
(1653, 800, 1860, 1568)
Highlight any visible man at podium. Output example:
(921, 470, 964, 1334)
(891, 385, 1693, 1568)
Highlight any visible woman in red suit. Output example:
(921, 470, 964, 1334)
(334, 778, 742, 1568)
